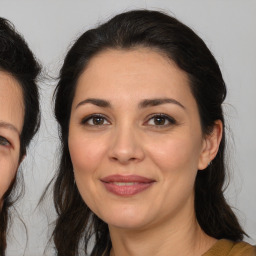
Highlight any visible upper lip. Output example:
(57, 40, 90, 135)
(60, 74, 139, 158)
(100, 175, 155, 183)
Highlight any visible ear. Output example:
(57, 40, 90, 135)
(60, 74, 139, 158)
(198, 120, 223, 170)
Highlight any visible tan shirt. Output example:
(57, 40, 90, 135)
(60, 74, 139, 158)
(203, 239, 256, 256)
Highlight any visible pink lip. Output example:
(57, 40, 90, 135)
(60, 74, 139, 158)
(100, 175, 155, 196)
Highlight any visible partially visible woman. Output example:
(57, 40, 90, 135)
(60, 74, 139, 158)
(50, 10, 255, 256)
(0, 18, 40, 255)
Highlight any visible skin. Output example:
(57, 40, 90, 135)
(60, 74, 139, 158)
(69, 48, 223, 256)
(0, 71, 24, 209)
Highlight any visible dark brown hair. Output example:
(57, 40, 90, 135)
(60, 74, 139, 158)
(51, 10, 245, 256)
(0, 17, 40, 255)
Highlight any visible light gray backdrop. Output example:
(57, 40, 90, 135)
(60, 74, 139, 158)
(0, 1, 255, 255)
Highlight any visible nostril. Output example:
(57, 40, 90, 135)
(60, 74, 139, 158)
(110, 153, 142, 164)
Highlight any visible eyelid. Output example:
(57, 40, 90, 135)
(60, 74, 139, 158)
(144, 113, 177, 127)
(0, 135, 11, 147)
(81, 114, 111, 126)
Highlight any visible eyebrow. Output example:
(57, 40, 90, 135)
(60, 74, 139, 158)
(76, 98, 111, 109)
(76, 97, 185, 110)
(0, 121, 20, 136)
(138, 98, 185, 109)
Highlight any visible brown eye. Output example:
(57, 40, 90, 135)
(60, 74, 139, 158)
(146, 114, 176, 127)
(92, 116, 105, 125)
(153, 116, 166, 125)
(81, 114, 110, 126)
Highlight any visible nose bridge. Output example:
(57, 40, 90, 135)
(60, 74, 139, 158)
(109, 120, 144, 163)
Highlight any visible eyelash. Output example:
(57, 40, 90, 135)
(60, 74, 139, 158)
(0, 136, 11, 147)
(80, 113, 176, 128)
(145, 114, 177, 127)
(81, 114, 110, 126)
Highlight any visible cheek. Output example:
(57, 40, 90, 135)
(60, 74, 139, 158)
(69, 134, 108, 175)
(146, 133, 202, 175)
(143, 134, 202, 217)
(68, 132, 110, 214)
(0, 152, 19, 201)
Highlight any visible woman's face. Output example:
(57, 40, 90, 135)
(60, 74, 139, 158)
(69, 48, 219, 230)
(0, 71, 24, 208)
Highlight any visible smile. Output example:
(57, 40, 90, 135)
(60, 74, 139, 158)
(100, 175, 155, 196)
(113, 182, 139, 186)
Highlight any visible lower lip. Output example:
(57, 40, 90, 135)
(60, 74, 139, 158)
(102, 182, 154, 196)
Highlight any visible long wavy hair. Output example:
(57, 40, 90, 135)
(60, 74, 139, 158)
(51, 10, 245, 256)
(0, 17, 40, 255)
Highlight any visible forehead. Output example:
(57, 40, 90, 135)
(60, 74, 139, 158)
(73, 48, 196, 109)
(0, 71, 24, 133)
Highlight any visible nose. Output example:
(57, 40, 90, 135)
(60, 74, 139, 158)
(108, 125, 145, 164)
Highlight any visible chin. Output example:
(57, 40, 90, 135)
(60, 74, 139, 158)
(107, 217, 149, 230)
(96, 205, 152, 230)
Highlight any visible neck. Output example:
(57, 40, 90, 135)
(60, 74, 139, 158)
(109, 201, 216, 256)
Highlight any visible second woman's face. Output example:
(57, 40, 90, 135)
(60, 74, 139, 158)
(69, 48, 211, 230)
(0, 72, 24, 208)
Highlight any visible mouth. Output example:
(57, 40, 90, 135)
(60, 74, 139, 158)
(100, 175, 155, 196)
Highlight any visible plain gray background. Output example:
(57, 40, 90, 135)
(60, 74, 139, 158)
(0, 1, 255, 255)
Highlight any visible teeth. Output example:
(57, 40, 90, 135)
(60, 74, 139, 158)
(113, 182, 138, 186)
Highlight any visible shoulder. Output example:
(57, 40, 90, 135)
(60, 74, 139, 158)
(229, 241, 256, 256)
(203, 239, 256, 256)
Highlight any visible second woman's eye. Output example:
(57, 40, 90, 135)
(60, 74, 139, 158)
(0, 136, 11, 147)
(146, 114, 176, 127)
(81, 114, 110, 126)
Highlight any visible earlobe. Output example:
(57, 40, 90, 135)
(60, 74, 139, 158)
(198, 120, 223, 170)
